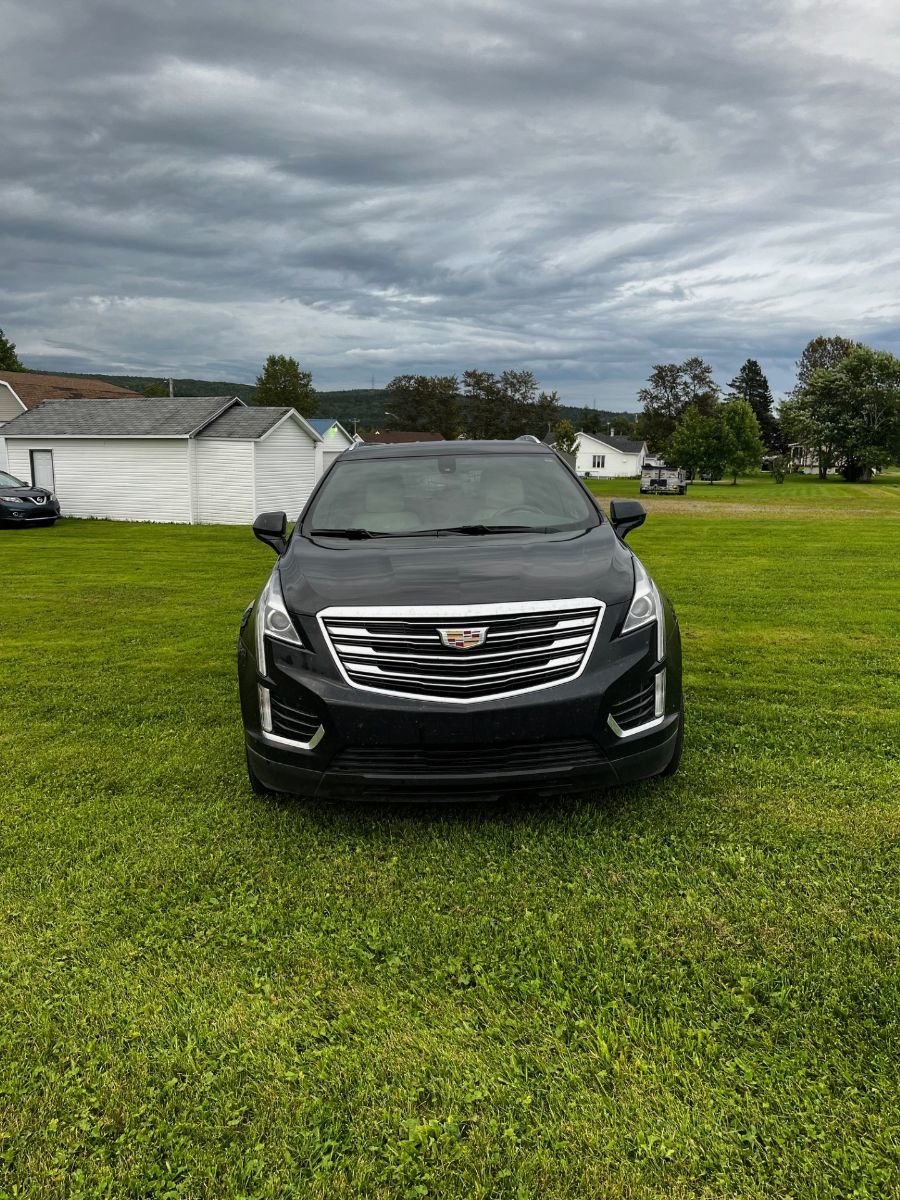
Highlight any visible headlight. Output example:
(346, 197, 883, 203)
(255, 570, 306, 668)
(621, 556, 665, 661)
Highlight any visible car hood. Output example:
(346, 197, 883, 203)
(279, 525, 636, 614)
(0, 487, 51, 500)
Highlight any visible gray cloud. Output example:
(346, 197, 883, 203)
(3, 0, 900, 405)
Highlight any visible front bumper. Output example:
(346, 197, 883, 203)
(0, 502, 60, 524)
(247, 720, 680, 801)
(238, 602, 682, 801)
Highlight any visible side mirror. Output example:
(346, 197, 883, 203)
(609, 499, 646, 541)
(253, 510, 288, 555)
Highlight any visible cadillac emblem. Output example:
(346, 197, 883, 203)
(438, 626, 488, 650)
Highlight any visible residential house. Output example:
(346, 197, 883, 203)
(570, 432, 648, 478)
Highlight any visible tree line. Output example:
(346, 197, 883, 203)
(252, 357, 639, 441)
(384, 371, 639, 441)
(7, 328, 895, 480)
(635, 337, 900, 482)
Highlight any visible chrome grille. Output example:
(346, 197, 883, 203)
(318, 599, 604, 702)
(270, 695, 321, 742)
(608, 680, 656, 731)
(332, 740, 606, 776)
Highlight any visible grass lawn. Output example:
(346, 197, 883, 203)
(1, 476, 898, 1199)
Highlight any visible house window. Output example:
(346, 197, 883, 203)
(592, 454, 605, 469)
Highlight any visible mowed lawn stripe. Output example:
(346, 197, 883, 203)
(0, 484, 898, 1199)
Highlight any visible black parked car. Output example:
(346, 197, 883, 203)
(0, 470, 60, 526)
(238, 441, 682, 801)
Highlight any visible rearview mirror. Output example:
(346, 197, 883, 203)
(609, 499, 646, 541)
(253, 510, 288, 555)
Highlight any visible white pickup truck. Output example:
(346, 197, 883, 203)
(640, 463, 687, 495)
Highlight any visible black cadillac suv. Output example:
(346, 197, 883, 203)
(238, 440, 683, 800)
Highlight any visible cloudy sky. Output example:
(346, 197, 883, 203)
(3, 0, 900, 408)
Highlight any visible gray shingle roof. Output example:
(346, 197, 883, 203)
(581, 432, 645, 453)
(1, 397, 238, 437)
(197, 406, 290, 440)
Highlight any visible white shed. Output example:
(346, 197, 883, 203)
(571, 432, 647, 479)
(308, 417, 355, 476)
(1, 397, 322, 524)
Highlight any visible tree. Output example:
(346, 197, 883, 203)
(255, 354, 316, 417)
(0, 328, 24, 371)
(667, 406, 712, 479)
(635, 363, 684, 450)
(384, 374, 460, 439)
(720, 399, 765, 484)
(498, 369, 539, 439)
(462, 370, 507, 439)
(778, 392, 835, 479)
(680, 356, 721, 415)
(635, 357, 720, 451)
(533, 390, 561, 438)
(728, 359, 779, 446)
(793, 335, 856, 395)
(578, 407, 603, 436)
(791, 346, 900, 481)
(696, 416, 730, 482)
(666, 406, 742, 482)
(769, 454, 789, 484)
(143, 382, 168, 397)
(552, 420, 579, 457)
(462, 369, 542, 439)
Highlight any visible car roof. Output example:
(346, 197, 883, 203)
(347, 439, 555, 461)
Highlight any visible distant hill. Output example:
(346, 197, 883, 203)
(62, 374, 637, 434)
(61, 373, 259, 405)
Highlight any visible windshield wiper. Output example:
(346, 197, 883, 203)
(361, 524, 536, 537)
(310, 524, 542, 540)
(309, 527, 377, 539)
(433, 524, 539, 535)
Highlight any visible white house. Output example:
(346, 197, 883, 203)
(308, 417, 355, 476)
(571, 432, 648, 479)
(1, 396, 323, 524)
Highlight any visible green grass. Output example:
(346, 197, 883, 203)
(1, 485, 898, 1199)
(586, 469, 900, 509)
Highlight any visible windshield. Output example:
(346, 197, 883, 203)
(0, 471, 27, 489)
(304, 452, 599, 536)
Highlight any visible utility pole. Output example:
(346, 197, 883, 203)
(350, 416, 359, 436)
